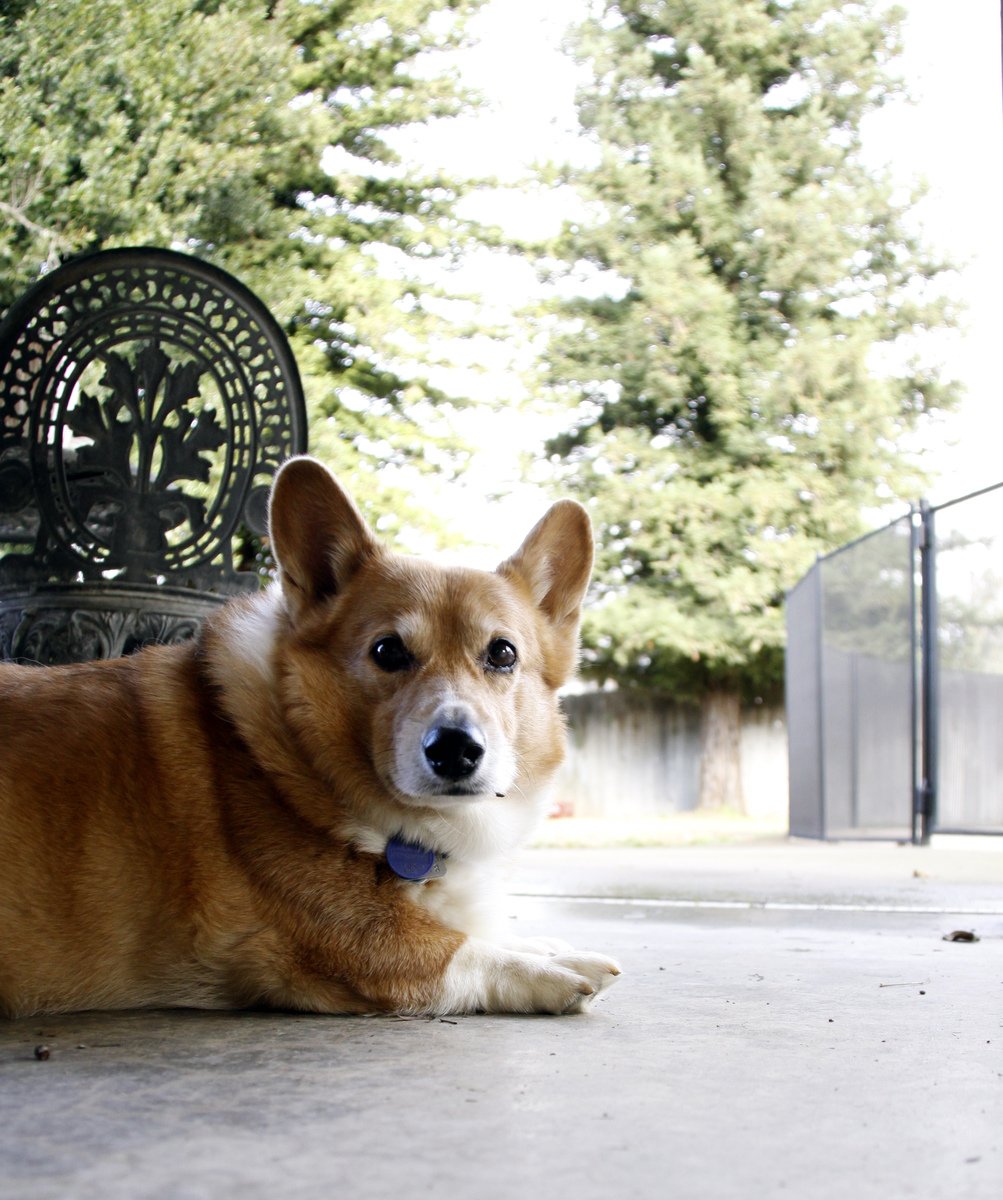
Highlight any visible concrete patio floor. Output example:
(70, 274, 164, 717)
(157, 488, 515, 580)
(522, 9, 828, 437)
(1, 837, 1000, 1200)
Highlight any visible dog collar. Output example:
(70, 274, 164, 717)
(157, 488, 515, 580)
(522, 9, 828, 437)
(385, 837, 448, 882)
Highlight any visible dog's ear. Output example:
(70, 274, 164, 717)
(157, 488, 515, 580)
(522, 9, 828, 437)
(498, 500, 593, 628)
(268, 457, 379, 620)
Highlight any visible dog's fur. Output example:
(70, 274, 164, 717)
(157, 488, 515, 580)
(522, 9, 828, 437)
(0, 458, 620, 1018)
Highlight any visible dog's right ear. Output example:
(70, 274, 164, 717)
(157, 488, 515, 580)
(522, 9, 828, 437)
(268, 457, 380, 621)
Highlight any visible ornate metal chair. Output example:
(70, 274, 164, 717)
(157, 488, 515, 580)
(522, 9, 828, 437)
(0, 247, 307, 663)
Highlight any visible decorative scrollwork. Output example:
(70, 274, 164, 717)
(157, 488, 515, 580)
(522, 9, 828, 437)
(0, 589, 220, 665)
(0, 248, 308, 664)
(0, 247, 307, 592)
(65, 342, 227, 563)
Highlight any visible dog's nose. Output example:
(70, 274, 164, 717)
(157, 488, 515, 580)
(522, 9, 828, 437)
(422, 724, 485, 781)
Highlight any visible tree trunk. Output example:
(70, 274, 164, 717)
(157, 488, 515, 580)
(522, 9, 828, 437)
(698, 689, 745, 812)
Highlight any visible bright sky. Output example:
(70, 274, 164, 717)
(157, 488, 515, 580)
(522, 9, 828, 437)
(398, 0, 1003, 553)
(859, 0, 1003, 504)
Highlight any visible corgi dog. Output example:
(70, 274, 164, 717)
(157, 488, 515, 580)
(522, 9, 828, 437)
(0, 457, 620, 1018)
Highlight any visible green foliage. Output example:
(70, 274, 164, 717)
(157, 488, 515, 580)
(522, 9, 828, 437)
(0, 0, 485, 540)
(540, 0, 959, 700)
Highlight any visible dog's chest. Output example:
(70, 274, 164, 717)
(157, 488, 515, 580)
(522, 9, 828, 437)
(404, 863, 501, 942)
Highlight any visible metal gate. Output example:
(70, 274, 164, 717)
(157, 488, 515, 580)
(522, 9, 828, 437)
(786, 483, 1003, 841)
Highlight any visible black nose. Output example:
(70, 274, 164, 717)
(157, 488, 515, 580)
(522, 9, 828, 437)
(422, 724, 485, 781)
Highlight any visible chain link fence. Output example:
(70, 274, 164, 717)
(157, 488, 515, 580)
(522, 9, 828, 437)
(786, 483, 1003, 841)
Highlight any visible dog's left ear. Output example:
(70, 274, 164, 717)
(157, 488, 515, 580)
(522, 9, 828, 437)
(268, 457, 380, 621)
(497, 499, 594, 628)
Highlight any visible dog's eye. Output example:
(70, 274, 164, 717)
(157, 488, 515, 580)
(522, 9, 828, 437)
(485, 638, 518, 672)
(370, 635, 414, 673)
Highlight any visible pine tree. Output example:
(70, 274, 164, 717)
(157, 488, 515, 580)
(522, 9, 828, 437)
(0, 0, 485, 538)
(540, 0, 958, 808)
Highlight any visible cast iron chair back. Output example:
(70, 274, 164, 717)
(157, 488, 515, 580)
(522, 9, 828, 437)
(0, 247, 307, 663)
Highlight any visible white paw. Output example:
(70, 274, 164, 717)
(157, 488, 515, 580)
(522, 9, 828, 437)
(436, 940, 622, 1015)
(502, 934, 576, 957)
(547, 952, 622, 1014)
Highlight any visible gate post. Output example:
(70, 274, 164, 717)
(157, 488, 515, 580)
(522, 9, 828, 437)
(915, 500, 938, 844)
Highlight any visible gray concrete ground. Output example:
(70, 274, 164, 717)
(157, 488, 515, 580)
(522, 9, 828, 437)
(1, 837, 1001, 1200)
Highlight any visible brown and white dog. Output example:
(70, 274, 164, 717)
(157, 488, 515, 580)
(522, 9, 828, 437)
(0, 458, 620, 1018)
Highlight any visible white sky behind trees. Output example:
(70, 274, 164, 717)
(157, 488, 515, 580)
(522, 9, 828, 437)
(860, 0, 1003, 504)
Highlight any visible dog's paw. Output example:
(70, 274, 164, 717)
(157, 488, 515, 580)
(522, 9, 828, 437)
(490, 949, 622, 1015)
(546, 952, 622, 1014)
(502, 934, 576, 957)
(436, 940, 621, 1015)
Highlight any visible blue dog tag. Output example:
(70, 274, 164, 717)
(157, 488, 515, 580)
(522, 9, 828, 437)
(385, 837, 446, 882)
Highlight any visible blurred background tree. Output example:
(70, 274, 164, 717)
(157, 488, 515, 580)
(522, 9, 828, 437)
(0, 0, 486, 540)
(535, 0, 959, 808)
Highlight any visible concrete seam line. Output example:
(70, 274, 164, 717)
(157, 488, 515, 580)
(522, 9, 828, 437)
(510, 893, 1003, 916)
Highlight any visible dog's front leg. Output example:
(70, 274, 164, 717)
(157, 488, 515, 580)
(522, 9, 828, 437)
(233, 930, 618, 1017)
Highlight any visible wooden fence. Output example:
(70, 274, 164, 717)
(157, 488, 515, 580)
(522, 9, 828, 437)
(551, 690, 788, 821)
